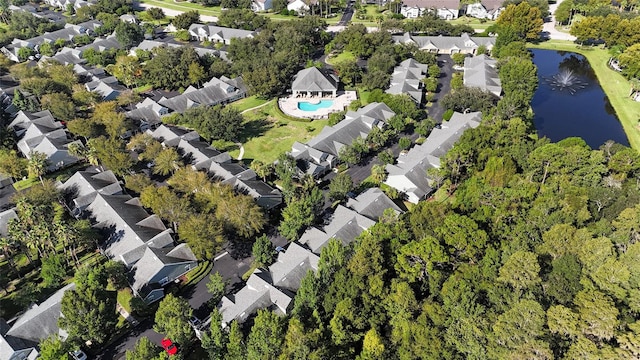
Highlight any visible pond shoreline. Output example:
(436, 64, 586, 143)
(528, 41, 640, 150)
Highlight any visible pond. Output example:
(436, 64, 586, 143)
(530, 49, 629, 148)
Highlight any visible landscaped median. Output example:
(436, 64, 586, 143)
(528, 40, 640, 150)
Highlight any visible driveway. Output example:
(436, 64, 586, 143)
(95, 320, 162, 360)
(542, 0, 576, 41)
(429, 54, 454, 123)
(337, 1, 354, 26)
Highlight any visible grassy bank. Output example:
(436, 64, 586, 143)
(528, 40, 640, 150)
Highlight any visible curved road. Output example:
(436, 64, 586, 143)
(542, 0, 576, 41)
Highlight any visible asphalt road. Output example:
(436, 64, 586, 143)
(337, 1, 355, 26)
(429, 54, 454, 122)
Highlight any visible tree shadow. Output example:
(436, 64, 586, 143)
(238, 117, 272, 143)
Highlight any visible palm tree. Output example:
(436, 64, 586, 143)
(153, 148, 182, 176)
(27, 151, 49, 185)
(370, 164, 387, 184)
(0, 236, 20, 278)
(250, 160, 273, 182)
(68, 142, 88, 163)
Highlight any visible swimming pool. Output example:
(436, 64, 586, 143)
(297, 100, 335, 111)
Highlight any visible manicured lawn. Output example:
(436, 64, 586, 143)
(326, 50, 356, 65)
(528, 40, 640, 150)
(136, 10, 171, 25)
(117, 288, 134, 313)
(448, 16, 495, 30)
(229, 95, 270, 113)
(234, 100, 329, 163)
(139, 0, 222, 17)
(358, 89, 372, 105)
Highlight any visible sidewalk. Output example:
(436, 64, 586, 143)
(116, 303, 140, 327)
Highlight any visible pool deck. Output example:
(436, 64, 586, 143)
(279, 91, 357, 119)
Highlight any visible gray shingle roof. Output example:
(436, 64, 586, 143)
(307, 102, 395, 157)
(463, 54, 502, 96)
(0, 208, 17, 238)
(291, 67, 339, 93)
(158, 76, 247, 113)
(85, 194, 174, 266)
(4, 283, 75, 346)
(392, 33, 496, 53)
(130, 244, 197, 296)
(219, 269, 294, 324)
(188, 24, 256, 43)
(387, 58, 428, 104)
(268, 242, 319, 291)
(385, 111, 481, 202)
(346, 187, 404, 221)
(299, 205, 376, 254)
(60, 170, 122, 211)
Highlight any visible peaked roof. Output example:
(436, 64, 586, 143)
(60, 170, 122, 210)
(0, 208, 17, 237)
(4, 283, 75, 347)
(392, 33, 496, 52)
(85, 193, 174, 265)
(299, 205, 376, 254)
(291, 67, 339, 93)
(268, 242, 319, 291)
(463, 54, 502, 96)
(306, 102, 395, 157)
(158, 76, 246, 113)
(401, 0, 460, 8)
(346, 187, 404, 221)
(131, 244, 197, 295)
(188, 24, 256, 41)
(219, 269, 294, 324)
(385, 112, 481, 201)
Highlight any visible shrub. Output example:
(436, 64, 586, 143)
(398, 136, 412, 150)
(451, 73, 464, 90)
(452, 53, 467, 66)
(443, 109, 454, 121)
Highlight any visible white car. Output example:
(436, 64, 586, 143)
(70, 349, 88, 360)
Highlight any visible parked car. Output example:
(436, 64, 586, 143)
(69, 349, 88, 360)
(189, 316, 201, 328)
(161, 338, 178, 356)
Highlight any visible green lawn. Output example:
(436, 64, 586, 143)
(326, 51, 356, 65)
(528, 40, 640, 150)
(233, 100, 329, 163)
(139, 0, 222, 17)
(117, 288, 134, 313)
(448, 16, 495, 30)
(136, 10, 171, 25)
(229, 95, 270, 113)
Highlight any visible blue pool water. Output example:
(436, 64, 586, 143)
(297, 100, 334, 111)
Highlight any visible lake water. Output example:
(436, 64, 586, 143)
(530, 49, 629, 148)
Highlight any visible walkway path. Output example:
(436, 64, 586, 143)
(236, 143, 245, 160)
(240, 100, 273, 114)
(116, 303, 139, 327)
(543, 0, 576, 41)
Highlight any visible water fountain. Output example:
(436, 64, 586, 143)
(544, 69, 587, 94)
